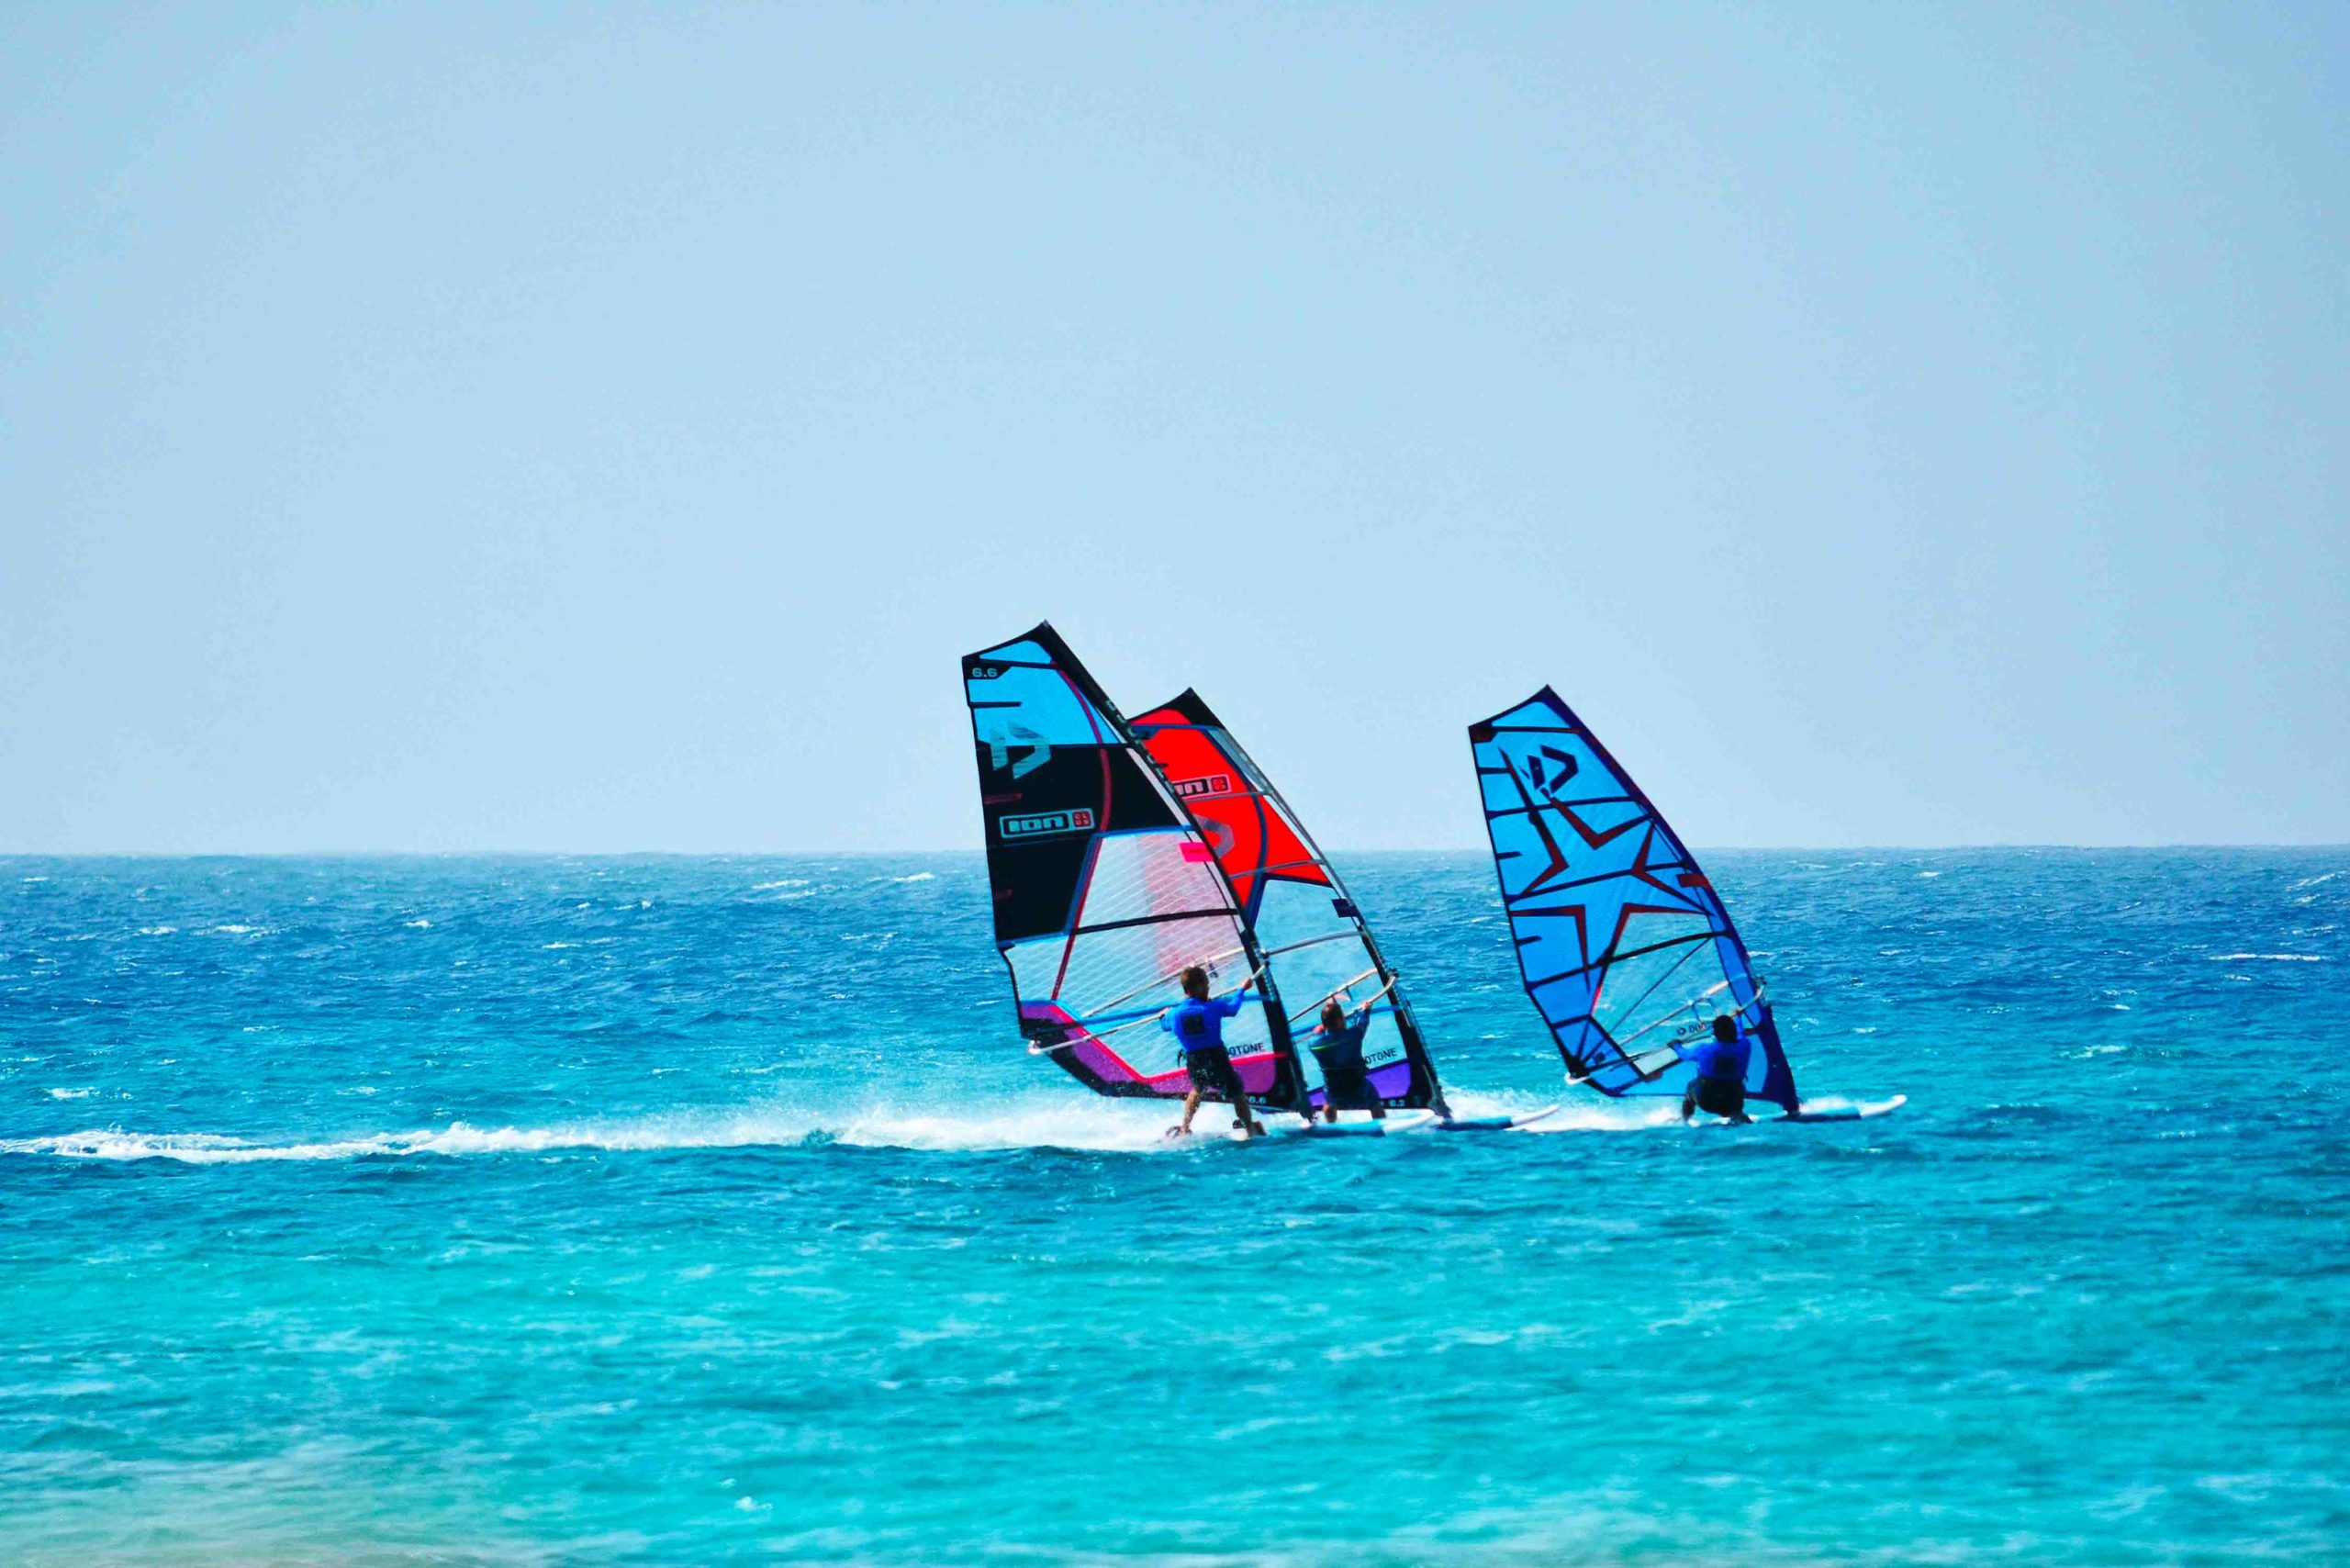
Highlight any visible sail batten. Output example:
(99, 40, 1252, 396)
(1469, 687, 1799, 1113)
(1135, 690, 1449, 1114)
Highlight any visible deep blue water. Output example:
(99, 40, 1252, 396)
(2, 850, 2344, 1564)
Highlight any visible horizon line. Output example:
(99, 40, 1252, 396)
(6, 843, 2346, 859)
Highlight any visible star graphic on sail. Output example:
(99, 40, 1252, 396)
(1514, 827, 1717, 979)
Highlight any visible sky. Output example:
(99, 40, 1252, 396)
(3, 4, 2344, 852)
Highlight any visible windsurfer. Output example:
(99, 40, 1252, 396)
(1165, 965, 1265, 1138)
(1310, 993, 1387, 1124)
(1678, 1014, 1753, 1124)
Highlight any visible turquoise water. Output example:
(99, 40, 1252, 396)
(3, 850, 2344, 1564)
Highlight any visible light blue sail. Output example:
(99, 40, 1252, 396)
(1470, 689, 1799, 1113)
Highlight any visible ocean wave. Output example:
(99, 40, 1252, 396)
(2208, 953, 2323, 962)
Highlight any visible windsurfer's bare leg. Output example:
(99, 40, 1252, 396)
(1234, 1095, 1264, 1137)
(1179, 1090, 1203, 1135)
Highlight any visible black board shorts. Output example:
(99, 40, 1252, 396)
(1318, 1063, 1375, 1110)
(1691, 1073, 1747, 1118)
(1184, 1044, 1246, 1102)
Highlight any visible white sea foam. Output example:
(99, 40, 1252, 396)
(2291, 871, 2340, 891)
(2208, 953, 2322, 962)
(0, 1087, 1707, 1163)
(0, 1101, 1174, 1163)
(749, 879, 810, 891)
(47, 1087, 95, 1101)
(404, 918, 431, 929)
(878, 872, 937, 885)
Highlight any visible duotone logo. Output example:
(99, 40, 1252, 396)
(1171, 774, 1234, 800)
(1000, 808, 1096, 839)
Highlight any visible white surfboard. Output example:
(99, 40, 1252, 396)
(1399, 1103, 1563, 1133)
(1285, 1110, 1438, 1138)
(1169, 1110, 1434, 1143)
(1777, 1093, 1907, 1124)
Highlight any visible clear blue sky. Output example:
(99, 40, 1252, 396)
(4, 5, 2344, 852)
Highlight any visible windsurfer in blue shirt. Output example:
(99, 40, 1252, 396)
(1164, 965, 1266, 1138)
(1678, 1014, 1754, 1124)
(1310, 990, 1388, 1125)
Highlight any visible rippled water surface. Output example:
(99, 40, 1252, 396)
(2, 851, 2344, 1564)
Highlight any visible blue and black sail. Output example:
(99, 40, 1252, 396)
(962, 624, 1306, 1109)
(1469, 689, 1798, 1113)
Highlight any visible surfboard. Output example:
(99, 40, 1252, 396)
(1168, 1110, 1444, 1141)
(1286, 1110, 1438, 1138)
(1402, 1104, 1563, 1132)
(1779, 1094, 1907, 1124)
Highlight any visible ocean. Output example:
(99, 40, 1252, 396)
(2, 849, 2343, 1564)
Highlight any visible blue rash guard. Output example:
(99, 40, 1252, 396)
(1310, 1014, 1369, 1073)
(1681, 1030, 1752, 1082)
(1160, 992, 1248, 1055)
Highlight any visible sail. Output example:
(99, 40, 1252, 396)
(1131, 691, 1449, 1114)
(1468, 688, 1798, 1113)
(962, 625, 1304, 1107)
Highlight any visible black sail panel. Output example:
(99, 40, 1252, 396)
(962, 625, 1303, 1107)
